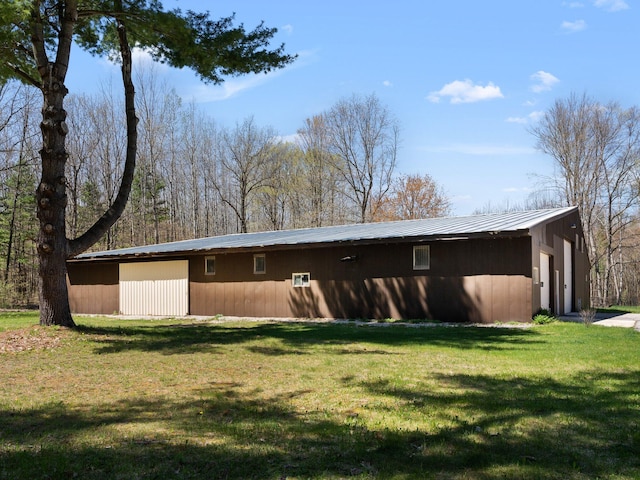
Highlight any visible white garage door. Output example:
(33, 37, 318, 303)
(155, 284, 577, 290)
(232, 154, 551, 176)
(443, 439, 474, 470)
(119, 260, 189, 316)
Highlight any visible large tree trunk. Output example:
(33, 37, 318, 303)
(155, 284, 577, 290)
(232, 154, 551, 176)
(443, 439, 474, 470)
(34, 2, 76, 327)
(33, 0, 137, 326)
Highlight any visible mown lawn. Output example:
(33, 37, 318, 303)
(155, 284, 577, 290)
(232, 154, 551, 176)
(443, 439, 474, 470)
(0, 312, 638, 479)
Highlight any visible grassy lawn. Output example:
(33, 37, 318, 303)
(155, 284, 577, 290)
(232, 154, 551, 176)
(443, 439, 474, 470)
(0, 313, 638, 479)
(597, 305, 640, 314)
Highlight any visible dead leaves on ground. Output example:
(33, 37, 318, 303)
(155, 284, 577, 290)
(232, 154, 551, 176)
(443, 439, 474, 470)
(0, 327, 69, 354)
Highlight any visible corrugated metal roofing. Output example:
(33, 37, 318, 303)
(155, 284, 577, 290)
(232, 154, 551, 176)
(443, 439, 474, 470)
(73, 206, 578, 260)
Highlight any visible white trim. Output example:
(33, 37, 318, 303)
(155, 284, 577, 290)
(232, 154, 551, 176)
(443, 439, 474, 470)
(413, 245, 430, 270)
(205, 256, 215, 275)
(292, 272, 311, 287)
(253, 254, 266, 274)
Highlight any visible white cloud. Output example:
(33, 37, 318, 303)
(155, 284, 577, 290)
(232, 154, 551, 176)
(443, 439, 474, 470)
(528, 111, 545, 122)
(281, 24, 294, 34)
(383, 80, 393, 87)
(530, 70, 560, 93)
(507, 111, 545, 124)
(561, 19, 587, 32)
(187, 73, 274, 101)
(180, 49, 314, 102)
(427, 79, 504, 104)
(594, 0, 629, 12)
(563, 1, 585, 7)
(278, 132, 300, 144)
(506, 116, 528, 125)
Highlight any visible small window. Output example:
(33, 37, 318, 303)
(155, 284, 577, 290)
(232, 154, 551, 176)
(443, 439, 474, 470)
(292, 272, 311, 287)
(254, 254, 266, 274)
(205, 256, 215, 275)
(413, 245, 430, 270)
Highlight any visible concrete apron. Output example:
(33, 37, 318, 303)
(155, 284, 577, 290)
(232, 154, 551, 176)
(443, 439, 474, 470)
(561, 312, 640, 330)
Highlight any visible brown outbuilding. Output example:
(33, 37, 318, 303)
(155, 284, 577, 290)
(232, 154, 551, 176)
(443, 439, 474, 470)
(67, 206, 590, 323)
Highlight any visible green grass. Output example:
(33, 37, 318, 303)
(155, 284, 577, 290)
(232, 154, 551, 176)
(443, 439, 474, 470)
(1, 313, 639, 479)
(598, 305, 640, 314)
(0, 310, 41, 331)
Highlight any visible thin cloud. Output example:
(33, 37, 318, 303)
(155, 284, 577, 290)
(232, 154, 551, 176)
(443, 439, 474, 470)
(278, 132, 300, 144)
(529, 111, 545, 122)
(383, 80, 393, 87)
(181, 49, 314, 102)
(562, 19, 587, 32)
(530, 71, 560, 93)
(427, 79, 504, 104)
(188, 73, 275, 102)
(594, 0, 629, 12)
(423, 143, 536, 156)
(507, 111, 545, 124)
(502, 186, 535, 193)
(281, 24, 294, 34)
(507, 110, 544, 125)
(562, 1, 585, 7)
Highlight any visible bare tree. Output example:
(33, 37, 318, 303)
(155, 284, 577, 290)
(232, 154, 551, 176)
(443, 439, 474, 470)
(1, 1, 295, 326)
(0, 83, 40, 305)
(214, 117, 280, 233)
(255, 142, 300, 231)
(530, 93, 640, 305)
(64, 94, 102, 238)
(88, 82, 128, 251)
(324, 93, 399, 223)
(296, 115, 344, 227)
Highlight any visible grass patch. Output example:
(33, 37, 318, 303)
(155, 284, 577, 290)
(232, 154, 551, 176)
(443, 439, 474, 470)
(0, 310, 41, 331)
(1, 313, 639, 479)
(598, 305, 640, 314)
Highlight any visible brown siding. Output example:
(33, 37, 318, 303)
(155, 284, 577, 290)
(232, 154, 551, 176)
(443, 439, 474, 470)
(530, 209, 590, 315)
(67, 210, 590, 323)
(188, 237, 532, 322)
(67, 262, 119, 314)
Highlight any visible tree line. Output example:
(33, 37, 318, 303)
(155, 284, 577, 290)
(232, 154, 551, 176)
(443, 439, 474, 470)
(0, 78, 449, 307)
(2, 78, 640, 309)
(530, 93, 640, 307)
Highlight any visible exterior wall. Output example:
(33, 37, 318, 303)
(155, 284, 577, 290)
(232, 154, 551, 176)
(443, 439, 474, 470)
(189, 236, 533, 323)
(66, 209, 590, 323)
(67, 262, 119, 314)
(530, 209, 590, 315)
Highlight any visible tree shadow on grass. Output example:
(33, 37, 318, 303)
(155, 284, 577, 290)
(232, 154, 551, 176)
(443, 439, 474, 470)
(350, 369, 640, 479)
(75, 321, 543, 355)
(1, 369, 639, 479)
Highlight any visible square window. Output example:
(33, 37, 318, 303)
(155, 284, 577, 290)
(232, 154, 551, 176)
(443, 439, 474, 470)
(413, 245, 430, 270)
(254, 254, 266, 274)
(205, 256, 215, 275)
(292, 272, 310, 287)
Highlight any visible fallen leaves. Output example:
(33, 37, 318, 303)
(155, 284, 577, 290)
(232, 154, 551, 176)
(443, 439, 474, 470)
(0, 326, 67, 354)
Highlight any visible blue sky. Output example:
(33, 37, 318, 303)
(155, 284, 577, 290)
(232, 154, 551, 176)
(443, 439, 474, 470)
(66, 0, 637, 215)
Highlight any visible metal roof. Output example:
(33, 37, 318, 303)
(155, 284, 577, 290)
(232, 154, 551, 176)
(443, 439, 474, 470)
(73, 206, 578, 260)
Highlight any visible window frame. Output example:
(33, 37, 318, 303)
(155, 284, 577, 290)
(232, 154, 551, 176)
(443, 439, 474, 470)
(253, 254, 266, 274)
(413, 245, 430, 270)
(204, 256, 216, 275)
(292, 272, 311, 287)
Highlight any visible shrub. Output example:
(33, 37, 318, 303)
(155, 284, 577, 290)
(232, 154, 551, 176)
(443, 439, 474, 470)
(532, 310, 557, 325)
